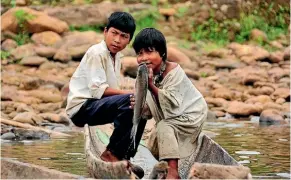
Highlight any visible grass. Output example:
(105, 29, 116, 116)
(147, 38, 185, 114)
(13, 9, 35, 45)
(131, 9, 159, 36)
(176, 6, 189, 18)
(1, 51, 11, 60)
(69, 25, 103, 32)
(202, 43, 224, 52)
(13, 33, 31, 46)
(190, 3, 289, 47)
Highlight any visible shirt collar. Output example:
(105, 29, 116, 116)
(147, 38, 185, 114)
(100, 40, 124, 60)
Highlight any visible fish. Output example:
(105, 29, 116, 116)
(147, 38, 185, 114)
(130, 62, 148, 150)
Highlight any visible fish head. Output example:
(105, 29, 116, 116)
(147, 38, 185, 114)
(137, 62, 149, 77)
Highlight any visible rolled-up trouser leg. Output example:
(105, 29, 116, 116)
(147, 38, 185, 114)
(71, 94, 132, 159)
(71, 94, 146, 160)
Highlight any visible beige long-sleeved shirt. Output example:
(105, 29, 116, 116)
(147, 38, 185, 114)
(146, 64, 208, 163)
(66, 40, 122, 118)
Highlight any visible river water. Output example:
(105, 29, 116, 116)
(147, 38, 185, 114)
(1, 118, 290, 179)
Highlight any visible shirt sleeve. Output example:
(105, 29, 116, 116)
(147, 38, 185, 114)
(85, 50, 109, 99)
(157, 73, 186, 119)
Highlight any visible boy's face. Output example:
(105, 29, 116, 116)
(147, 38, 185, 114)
(137, 48, 163, 74)
(104, 27, 130, 55)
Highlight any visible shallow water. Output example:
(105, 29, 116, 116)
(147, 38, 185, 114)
(1, 119, 290, 178)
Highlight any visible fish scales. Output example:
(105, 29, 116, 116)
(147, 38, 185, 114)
(130, 63, 148, 149)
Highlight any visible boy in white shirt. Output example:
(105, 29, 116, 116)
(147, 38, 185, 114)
(66, 12, 144, 177)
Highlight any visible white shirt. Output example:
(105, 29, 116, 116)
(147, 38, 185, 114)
(66, 40, 122, 118)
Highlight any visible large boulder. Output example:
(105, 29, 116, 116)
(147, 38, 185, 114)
(247, 86, 274, 96)
(205, 97, 229, 108)
(188, 163, 251, 179)
(39, 113, 69, 124)
(28, 90, 63, 103)
(31, 31, 62, 46)
(19, 56, 48, 66)
(121, 56, 138, 77)
(228, 43, 270, 64)
(54, 31, 102, 60)
(269, 51, 284, 63)
(40, 2, 151, 27)
(1, 7, 69, 34)
(271, 88, 290, 100)
(35, 46, 57, 58)
(259, 109, 285, 125)
(245, 95, 273, 105)
(1, 39, 17, 51)
(167, 46, 192, 65)
(231, 66, 268, 85)
(10, 43, 36, 60)
(211, 88, 233, 100)
(19, 76, 42, 90)
(13, 112, 44, 125)
(226, 101, 262, 116)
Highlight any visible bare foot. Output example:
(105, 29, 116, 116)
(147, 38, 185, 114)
(100, 150, 120, 162)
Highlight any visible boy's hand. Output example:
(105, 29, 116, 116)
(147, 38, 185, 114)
(123, 90, 134, 94)
(129, 94, 135, 109)
(148, 67, 154, 85)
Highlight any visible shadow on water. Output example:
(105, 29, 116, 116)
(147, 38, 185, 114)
(1, 120, 290, 178)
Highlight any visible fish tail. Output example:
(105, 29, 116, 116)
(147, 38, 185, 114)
(130, 124, 138, 149)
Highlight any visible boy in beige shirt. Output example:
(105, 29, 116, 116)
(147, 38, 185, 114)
(132, 28, 208, 179)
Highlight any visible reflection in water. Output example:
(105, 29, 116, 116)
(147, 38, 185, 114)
(1, 133, 87, 176)
(1, 121, 290, 178)
(205, 121, 290, 178)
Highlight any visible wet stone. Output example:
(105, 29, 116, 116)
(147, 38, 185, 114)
(1, 132, 16, 140)
(11, 128, 50, 140)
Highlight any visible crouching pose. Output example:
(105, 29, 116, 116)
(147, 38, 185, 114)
(132, 28, 208, 179)
(66, 12, 145, 178)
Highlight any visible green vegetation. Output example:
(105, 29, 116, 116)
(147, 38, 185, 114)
(202, 43, 224, 52)
(176, 6, 189, 18)
(190, 3, 289, 46)
(200, 72, 208, 78)
(13, 33, 31, 46)
(131, 9, 159, 36)
(69, 25, 103, 32)
(0, 51, 11, 60)
(191, 17, 230, 46)
(14, 9, 35, 29)
(13, 9, 35, 45)
(177, 40, 191, 49)
(1, 0, 16, 7)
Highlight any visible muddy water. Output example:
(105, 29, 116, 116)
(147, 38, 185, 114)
(1, 120, 290, 178)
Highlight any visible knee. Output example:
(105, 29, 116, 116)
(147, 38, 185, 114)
(71, 117, 85, 127)
(116, 94, 131, 106)
(156, 121, 174, 136)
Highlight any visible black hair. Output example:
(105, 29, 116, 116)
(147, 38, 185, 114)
(132, 28, 167, 61)
(106, 12, 136, 40)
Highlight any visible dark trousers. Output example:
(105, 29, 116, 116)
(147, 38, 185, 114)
(71, 94, 146, 160)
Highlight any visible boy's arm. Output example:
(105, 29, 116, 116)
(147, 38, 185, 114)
(102, 87, 133, 97)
